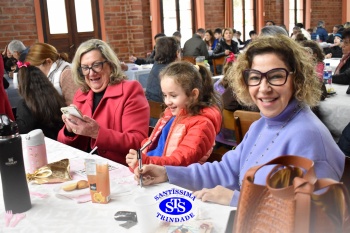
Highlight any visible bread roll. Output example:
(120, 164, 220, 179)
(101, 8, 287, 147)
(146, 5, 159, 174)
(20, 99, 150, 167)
(77, 180, 89, 189)
(62, 182, 77, 191)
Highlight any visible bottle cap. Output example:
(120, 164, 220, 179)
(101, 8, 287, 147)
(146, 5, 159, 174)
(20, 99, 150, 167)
(0, 114, 19, 138)
(326, 63, 330, 66)
(25, 129, 45, 146)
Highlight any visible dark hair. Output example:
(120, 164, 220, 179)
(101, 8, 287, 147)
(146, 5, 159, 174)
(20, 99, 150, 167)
(300, 40, 325, 62)
(154, 37, 180, 64)
(266, 20, 275, 25)
(342, 28, 350, 39)
(295, 33, 307, 42)
(154, 33, 166, 40)
(249, 30, 257, 37)
(159, 61, 222, 115)
(172, 31, 181, 38)
(205, 30, 215, 47)
(214, 28, 222, 34)
(17, 65, 65, 127)
(296, 23, 304, 28)
(197, 28, 206, 34)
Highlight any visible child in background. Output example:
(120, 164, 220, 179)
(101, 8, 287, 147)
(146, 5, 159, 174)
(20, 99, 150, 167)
(126, 61, 222, 169)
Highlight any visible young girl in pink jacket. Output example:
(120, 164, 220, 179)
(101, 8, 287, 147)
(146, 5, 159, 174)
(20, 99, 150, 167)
(126, 61, 222, 170)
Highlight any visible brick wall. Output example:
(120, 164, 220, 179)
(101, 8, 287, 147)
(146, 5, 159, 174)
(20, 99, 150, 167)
(204, 0, 225, 31)
(0, 0, 346, 62)
(0, 0, 38, 50)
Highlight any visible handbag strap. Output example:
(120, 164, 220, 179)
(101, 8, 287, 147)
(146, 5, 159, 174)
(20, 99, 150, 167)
(245, 155, 317, 184)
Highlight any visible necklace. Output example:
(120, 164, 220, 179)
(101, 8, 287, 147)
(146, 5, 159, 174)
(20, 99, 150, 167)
(238, 104, 304, 188)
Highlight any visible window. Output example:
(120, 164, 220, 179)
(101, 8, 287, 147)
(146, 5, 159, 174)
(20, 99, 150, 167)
(47, 0, 68, 34)
(233, 0, 255, 41)
(161, 0, 194, 48)
(289, 0, 304, 34)
(74, 0, 94, 32)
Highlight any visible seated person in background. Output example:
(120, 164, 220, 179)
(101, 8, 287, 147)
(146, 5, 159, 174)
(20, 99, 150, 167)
(0, 57, 14, 120)
(296, 23, 311, 40)
(338, 122, 350, 157)
(126, 61, 222, 169)
(129, 33, 165, 65)
(204, 29, 215, 53)
(16, 61, 65, 139)
(265, 20, 275, 26)
(236, 31, 244, 46)
(172, 31, 182, 46)
(58, 39, 149, 165)
(2, 45, 17, 75)
(324, 33, 343, 58)
(7, 40, 28, 64)
(332, 28, 350, 85)
(145, 37, 181, 126)
(243, 30, 258, 48)
(133, 35, 345, 207)
(212, 28, 239, 58)
(326, 25, 341, 44)
(25, 43, 79, 105)
(183, 28, 209, 60)
(212, 28, 223, 50)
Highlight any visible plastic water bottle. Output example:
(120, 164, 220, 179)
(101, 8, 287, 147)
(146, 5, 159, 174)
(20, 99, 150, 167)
(325, 63, 332, 85)
(0, 114, 31, 213)
(316, 34, 320, 42)
(323, 69, 329, 85)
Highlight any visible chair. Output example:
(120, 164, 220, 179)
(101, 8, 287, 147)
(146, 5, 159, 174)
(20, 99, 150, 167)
(208, 109, 236, 162)
(234, 110, 261, 144)
(181, 56, 196, 65)
(148, 100, 165, 119)
(341, 156, 350, 193)
(212, 56, 226, 76)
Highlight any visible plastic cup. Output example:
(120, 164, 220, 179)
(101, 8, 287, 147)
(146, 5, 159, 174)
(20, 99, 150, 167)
(13, 73, 18, 89)
(134, 195, 161, 233)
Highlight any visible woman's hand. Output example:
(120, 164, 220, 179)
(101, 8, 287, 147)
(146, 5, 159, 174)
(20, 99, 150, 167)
(126, 149, 138, 168)
(193, 185, 234, 206)
(325, 53, 332, 59)
(134, 164, 168, 186)
(62, 110, 100, 139)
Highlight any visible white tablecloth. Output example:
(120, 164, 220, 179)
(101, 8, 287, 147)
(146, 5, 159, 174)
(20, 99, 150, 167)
(124, 64, 152, 89)
(0, 137, 234, 233)
(319, 84, 350, 141)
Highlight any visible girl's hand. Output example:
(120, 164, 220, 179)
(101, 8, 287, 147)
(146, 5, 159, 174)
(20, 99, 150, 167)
(126, 149, 138, 168)
(193, 185, 234, 206)
(134, 164, 168, 186)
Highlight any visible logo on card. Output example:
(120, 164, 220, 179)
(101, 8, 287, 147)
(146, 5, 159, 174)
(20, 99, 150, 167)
(154, 188, 195, 222)
(5, 157, 17, 166)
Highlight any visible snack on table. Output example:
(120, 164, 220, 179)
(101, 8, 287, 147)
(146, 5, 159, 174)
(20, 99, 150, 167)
(62, 180, 89, 192)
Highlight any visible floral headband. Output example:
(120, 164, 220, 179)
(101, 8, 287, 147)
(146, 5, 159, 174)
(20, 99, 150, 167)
(17, 61, 30, 68)
(226, 52, 235, 63)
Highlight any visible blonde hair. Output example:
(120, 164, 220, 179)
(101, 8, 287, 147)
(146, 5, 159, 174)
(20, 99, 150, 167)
(228, 35, 321, 107)
(71, 39, 126, 93)
(25, 43, 69, 66)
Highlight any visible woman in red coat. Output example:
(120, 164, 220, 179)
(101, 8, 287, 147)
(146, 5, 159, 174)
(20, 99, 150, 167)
(57, 39, 149, 165)
(0, 57, 14, 120)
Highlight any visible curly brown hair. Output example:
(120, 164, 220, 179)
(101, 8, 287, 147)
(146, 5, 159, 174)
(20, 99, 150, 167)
(228, 35, 322, 107)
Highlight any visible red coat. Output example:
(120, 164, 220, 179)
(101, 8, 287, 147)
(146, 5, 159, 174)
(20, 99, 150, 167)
(137, 106, 222, 168)
(0, 58, 14, 120)
(57, 80, 149, 165)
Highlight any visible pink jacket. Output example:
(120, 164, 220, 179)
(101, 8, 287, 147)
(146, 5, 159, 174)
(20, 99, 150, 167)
(57, 80, 149, 165)
(138, 106, 222, 168)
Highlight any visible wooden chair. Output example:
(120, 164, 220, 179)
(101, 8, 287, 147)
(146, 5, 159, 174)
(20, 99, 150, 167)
(341, 156, 350, 193)
(212, 56, 226, 76)
(181, 56, 196, 65)
(234, 110, 261, 144)
(148, 100, 165, 119)
(208, 109, 236, 162)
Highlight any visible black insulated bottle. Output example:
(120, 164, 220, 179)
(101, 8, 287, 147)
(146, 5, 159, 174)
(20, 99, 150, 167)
(0, 114, 31, 213)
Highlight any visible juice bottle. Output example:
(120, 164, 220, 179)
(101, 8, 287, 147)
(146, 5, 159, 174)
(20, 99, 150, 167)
(96, 160, 110, 203)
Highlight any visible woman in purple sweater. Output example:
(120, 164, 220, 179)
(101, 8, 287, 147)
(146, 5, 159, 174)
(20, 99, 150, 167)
(134, 35, 345, 207)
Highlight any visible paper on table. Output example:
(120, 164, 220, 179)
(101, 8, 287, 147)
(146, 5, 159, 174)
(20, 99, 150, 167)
(54, 181, 91, 203)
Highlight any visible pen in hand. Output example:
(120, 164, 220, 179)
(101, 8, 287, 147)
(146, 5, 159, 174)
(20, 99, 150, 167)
(138, 140, 152, 188)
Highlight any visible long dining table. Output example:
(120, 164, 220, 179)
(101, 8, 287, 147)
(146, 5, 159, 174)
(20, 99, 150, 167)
(319, 84, 350, 141)
(0, 137, 234, 233)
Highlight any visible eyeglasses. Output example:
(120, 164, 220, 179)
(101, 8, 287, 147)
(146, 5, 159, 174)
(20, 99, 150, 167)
(79, 61, 108, 76)
(243, 68, 293, 86)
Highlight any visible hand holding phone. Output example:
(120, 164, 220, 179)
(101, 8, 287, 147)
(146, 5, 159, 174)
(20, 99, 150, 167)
(61, 106, 84, 120)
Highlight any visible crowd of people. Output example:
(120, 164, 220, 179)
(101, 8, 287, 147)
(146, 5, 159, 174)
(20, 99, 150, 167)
(1, 21, 348, 208)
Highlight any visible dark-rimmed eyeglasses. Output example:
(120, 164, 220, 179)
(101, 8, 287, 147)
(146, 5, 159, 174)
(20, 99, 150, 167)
(243, 68, 293, 86)
(79, 61, 108, 76)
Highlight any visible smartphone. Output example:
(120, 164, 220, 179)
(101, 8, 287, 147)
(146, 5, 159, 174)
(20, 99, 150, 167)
(60, 106, 84, 120)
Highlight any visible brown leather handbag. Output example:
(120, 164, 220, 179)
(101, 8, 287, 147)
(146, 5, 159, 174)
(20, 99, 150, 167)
(233, 155, 350, 233)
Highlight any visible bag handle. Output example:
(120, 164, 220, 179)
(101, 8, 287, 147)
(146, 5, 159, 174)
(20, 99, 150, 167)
(245, 155, 317, 185)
